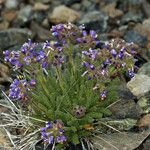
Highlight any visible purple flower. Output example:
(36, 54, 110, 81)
(103, 59, 111, 65)
(90, 30, 97, 38)
(9, 57, 17, 65)
(126, 68, 135, 78)
(3, 50, 10, 56)
(82, 51, 89, 56)
(100, 90, 107, 100)
(88, 76, 91, 80)
(46, 121, 52, 128)
(82, 61, 89, 67)
(42, 61, 48, 68)
(49, 136, 54, 144)
(36, 51, 46, 61)
(40, 120, 66, 144)
(23, 56, 31, 65)
(56, 135, 67, 143)
(4, 56, 9, 62)
(76, 38, 82, 43)
(130, 48, 137, 55)
(90, 64, 95, 70)
(110, 49, 117, 57)
(15, 61, 22, 69)
(43, 41, 50, 49)
(53, 42, 59, 47)
(82, 30, 87, 36)
(52, 32, 59, 37)
(118, 52, 124, 59)
(40, 127, 46, 132)
(30, 79, 36, 87)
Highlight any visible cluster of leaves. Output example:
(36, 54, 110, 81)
(3, 23, 138, 147)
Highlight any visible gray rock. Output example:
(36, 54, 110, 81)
(127, 74, 150, 98)
(138, 62, 150, 76)
(108, 83, 141, 119)
(16, 5, 33, 26)
(35, 0, 52, 3)
(33, 11, 46, 24)
(138, 97, 150, 114)
(117, 83, 136, 100)
(71, 3, 81, 11)
(93, 131, 149, 150)
(30, 21, 51, 41)
(78, 11, 108, 33)
(64, 0, 81, 6)
(143, 138, 150, 150)
(121, 12, 143, 24)
(5, 0, 18, 9)
(82, 0, 93, 11)
(109, 99, 142, 119)
(124, 30, 147, 47)
(0, 28, 33, 50)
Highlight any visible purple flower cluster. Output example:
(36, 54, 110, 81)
(82, 38, 138, 80)
(51, 23, 100, 48)
(72, 105, 86, 118)
(40, 120, 67, 144)
(100, 90, 107, 100)
(3, 39, 48, 70)
(9, 79, 36, 100)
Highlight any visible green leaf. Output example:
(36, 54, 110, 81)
(72, 134, 80, 144)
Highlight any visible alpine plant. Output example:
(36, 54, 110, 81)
(3, 23, 138, 148)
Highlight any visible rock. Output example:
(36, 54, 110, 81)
(82, 0, 92, 9)
(78, 11, 108, 33)
(49, 5, 80, 24)
(121, 12, 143, 24)
(102, 2, 123, 19)
(30, 21, 51, 41)
(107, 81, 141, 119)
(2, 10, 17, 22)
(41, 18, 49, 28)
(0, 63, 11, 84)
(0, 28, 33, 50)
(0, 0, 5, 5)
(140, 48, 150, 62)
(127, 74, 150, 98)
(33, 2, 49, 11)
(138, 97, 150, 114)
(109, 99, 142, 119)
(134, 19, 150, 50)
(16, 5, 32, 26)
(0, 20, 9, 30)
(107, 30, 124, 39)
(93, 131, 149, 150)
(142, 0, 150, 18)
(134, 21, 150, 40)
(138, 62, 150, 76)
(5, 0, 18, 9)
(35, 0, 52, 4)
(71, 3, 81, 11)
(143, 137, 150, 150)
(81, 0, 95, 11)
(32, 11, 46, 23)
(64, 0, 81, 6)
(124, 30, 147, 47)
(137, 114, 150, 128)
(117, 83, 136, 101)
(101, 118, 137, 131)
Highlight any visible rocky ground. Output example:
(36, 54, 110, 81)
(0, 0, 150, 150)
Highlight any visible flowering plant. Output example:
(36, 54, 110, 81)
(3, 23, 138, 149)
